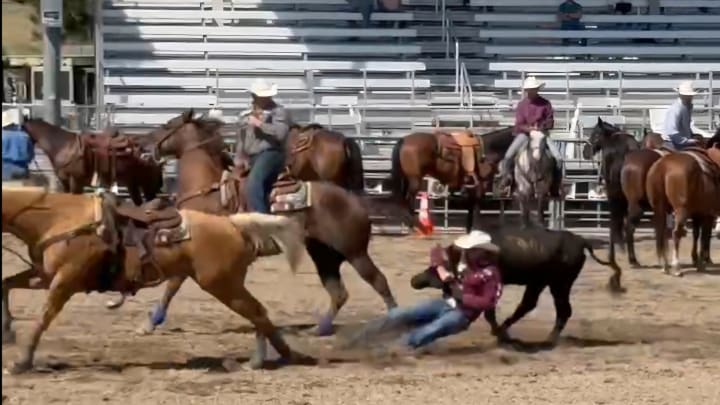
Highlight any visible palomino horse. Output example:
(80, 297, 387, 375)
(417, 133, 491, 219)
(583, 118, 660, 268)
(390, 127, 513, 232)
(139, 110, 398, 336)
(1, 186, 310, 373)
(21, 119, 163, 205)
(285, 124, 365, 193)
(646, 144, 719, 276)
(513, 130, 557, 227)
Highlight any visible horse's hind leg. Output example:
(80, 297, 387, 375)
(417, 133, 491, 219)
(203, 280, 298, 370)
(8, 274, 74, 374)
(691, 216, 702, 267)
(137, 275, 187, 335)
(2, 269, 46, 345)
(698, 216, 714, 272)
(498, 284, 546, 342)
(349, 252, 397, 311)
(670, 209, 688, 276)
(307, 239, 348, 336)
(626, 201, 643, 268)
(652, 210, 670, 272)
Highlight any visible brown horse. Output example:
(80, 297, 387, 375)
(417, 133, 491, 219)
(390, 127, 513, 232)
(285, 124, 365, 193)
(646, 145, 719, 276)
(137, 110, 399, 337)
(1, 186, 311, 373)
(583, 119, 666, 268)
(21, 119, 163, 205)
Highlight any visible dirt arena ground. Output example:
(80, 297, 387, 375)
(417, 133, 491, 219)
(2, 233, 719, 405)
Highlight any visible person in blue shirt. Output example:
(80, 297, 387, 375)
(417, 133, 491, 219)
(661, 81, 701, 151)
(2, 108, 35, 181)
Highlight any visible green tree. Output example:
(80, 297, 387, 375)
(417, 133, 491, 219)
(11, 0, 93, 41)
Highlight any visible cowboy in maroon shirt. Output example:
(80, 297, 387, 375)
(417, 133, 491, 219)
(349, 231, 503, 351)
(498, 76, 564, 197)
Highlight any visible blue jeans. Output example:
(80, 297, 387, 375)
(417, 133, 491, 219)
(246, 149, 286, 213)
(666, 134, 699, 151)
(2, 161, 30, 180)
(385, 298, 470, 349)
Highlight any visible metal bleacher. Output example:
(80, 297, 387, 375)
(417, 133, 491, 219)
(41, 0, 717, 231)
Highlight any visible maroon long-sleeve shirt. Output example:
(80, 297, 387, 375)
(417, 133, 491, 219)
(514, 96, 555, 136)
(449, 265, 503, 322)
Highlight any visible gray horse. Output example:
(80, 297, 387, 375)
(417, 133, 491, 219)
(513, 131, 557, 228)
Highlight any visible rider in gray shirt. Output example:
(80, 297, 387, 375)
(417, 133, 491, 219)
(236, 79, 289, 213)
(661, 81, 701, 150)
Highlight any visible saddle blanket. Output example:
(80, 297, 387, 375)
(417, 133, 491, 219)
(270, 180, 313, 213)
(154, 212, 192, 246)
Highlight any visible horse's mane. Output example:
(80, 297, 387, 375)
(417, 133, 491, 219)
(709, 128, 720, 149)
(190, 116, 225, 140)
(291, 123, 325, 132)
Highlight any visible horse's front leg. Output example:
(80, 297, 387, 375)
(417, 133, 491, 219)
(519, 196, 531, 228)
(127, 183, 144, 206)
(465, 192, 477, 233)
(137, 275, 187, 335)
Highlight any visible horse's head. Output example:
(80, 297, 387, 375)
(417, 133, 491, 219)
(641, 128, 664, 149)
(583, 117, 618, 159)
(147, 109, 225, 161)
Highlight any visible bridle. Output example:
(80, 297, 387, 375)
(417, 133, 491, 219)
(151, 118, 224, 164)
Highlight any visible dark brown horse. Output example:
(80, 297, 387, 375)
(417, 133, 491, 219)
(136, 110, 400, 336)
(20, 119, 163, 205)
(646, 145, 719, 276)
(390, 127, 513, 232)
(285, 124, 365, 193)
(583, 118, 666, 268)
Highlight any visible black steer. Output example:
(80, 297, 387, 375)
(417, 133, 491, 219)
(411, 228, 623, 346)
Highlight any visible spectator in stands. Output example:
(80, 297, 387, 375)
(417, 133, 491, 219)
(558, 0, 586, 46)
(348, 0, 375, 28)
(235, 78, 289, 213)
(2, 109, 34, 181)
(660, 81, 701, 150)
(498, 76, 564, 197)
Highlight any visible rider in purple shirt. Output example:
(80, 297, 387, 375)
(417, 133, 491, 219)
(498, 76, 564, 197)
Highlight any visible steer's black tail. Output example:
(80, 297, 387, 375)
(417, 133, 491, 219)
(583, 238, 625, 294)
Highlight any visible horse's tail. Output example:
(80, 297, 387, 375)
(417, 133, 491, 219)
(582, 237, 624, 293)
(389, 137, 407, 201)
(343, 136, 366, 194)
(229, 213, 309, 273)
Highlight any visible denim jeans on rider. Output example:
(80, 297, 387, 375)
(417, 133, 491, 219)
(501, 133, 564, 173)
(246, 148, 286, 213)
(384, 298, 470, 349)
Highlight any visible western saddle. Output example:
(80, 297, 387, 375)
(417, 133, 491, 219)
(436, 130, 484, 186)
(98, 193, 184, 290)
(84, 129, 136, 157)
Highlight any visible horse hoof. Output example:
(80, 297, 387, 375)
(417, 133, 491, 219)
(136, 321, 156, 336)
(629, 261, 641, 269)
(5, 360, 32, 375)
(2, 329, 15, 345)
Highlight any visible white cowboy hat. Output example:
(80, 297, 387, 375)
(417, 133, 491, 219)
(522, 76, 545, 90)
(453, 230, 500, 253)
(249, 78, 278, 98)
(674, 81, 698, 96)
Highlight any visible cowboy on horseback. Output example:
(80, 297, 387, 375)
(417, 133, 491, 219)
(235, 78, 290, 213)
(660, 81, 702, 151)
(498, 77, 564, 197)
